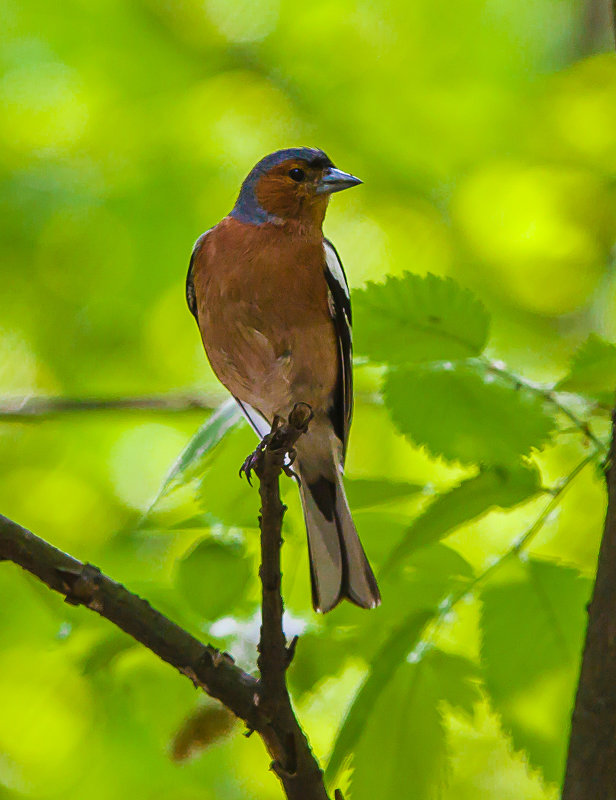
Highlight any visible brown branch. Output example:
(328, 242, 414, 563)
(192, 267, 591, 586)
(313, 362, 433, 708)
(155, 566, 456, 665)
(0, 513, 262, 723)
(252, 403, 330, 800)
(562, 411, 616, 799)
(0, 404, 333, 800)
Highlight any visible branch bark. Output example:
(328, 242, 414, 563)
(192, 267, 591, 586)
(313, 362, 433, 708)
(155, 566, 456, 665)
(0, 513, 261, 723)
(253, 403, 330, 800)
(0, 404, 333, 800)
(562, 411, 616, 799)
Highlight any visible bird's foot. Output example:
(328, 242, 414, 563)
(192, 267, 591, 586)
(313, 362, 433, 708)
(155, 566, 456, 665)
(239, 416, 284, 485)
(238, 436, 270, 486)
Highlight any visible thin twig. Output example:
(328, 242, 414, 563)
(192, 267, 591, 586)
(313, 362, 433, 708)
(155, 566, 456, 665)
(0, 394, 221, 420)
(252, 403, 331, 800)
(397, 450, 600, 666)
(0, 391, 380, 420)
(482, 359, 607, 453)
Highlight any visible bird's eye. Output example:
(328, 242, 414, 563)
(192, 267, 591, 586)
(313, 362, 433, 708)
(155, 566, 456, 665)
(288, 168, 305, 182)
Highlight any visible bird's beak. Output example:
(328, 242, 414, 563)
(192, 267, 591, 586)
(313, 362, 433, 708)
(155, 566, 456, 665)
(316, 167, 363, 195)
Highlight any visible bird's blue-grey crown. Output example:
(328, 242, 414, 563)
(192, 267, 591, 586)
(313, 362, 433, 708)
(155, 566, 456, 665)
(230, 147, 334, 225)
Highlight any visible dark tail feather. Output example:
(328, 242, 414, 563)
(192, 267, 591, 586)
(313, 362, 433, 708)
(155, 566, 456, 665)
(299, 472, 380, 613)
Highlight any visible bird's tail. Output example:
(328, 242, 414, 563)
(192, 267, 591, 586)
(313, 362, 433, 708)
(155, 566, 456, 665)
(298, 468, 380, 613)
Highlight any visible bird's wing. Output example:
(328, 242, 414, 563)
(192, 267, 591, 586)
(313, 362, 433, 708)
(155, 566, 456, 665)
(186, 229, 213, 320)
(323, 238, 353, 466)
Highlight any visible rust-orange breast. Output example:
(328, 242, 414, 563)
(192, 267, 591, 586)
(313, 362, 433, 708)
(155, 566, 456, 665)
(191, 217, 338, 420)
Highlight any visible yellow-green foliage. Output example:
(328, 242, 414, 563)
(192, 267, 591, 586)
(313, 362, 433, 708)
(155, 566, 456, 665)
(1, 1, 615, 798)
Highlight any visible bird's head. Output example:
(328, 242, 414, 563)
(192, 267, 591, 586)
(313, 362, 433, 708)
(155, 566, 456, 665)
(230, 147, 362, 230)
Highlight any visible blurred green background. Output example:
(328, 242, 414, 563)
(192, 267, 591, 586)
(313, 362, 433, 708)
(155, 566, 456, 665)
(1, 0, 615, 798)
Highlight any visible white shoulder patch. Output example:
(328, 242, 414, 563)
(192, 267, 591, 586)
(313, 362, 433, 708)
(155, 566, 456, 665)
(324, 240, 350, 300)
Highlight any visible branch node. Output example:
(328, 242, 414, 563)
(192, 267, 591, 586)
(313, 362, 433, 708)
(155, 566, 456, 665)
(270, 732, 297, 777)
(57, 563, 102, 607)
(179, 665, 206, 691)
(271, 759, 287, 778)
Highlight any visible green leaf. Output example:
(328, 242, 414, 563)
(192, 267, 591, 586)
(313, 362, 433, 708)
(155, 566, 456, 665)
(345, 658, 446, 800)
(197, 425, 267, 528)
(345, 478, 422, 510)
(480, 557, 591, 785)
(299, 544, 476, 698)
(353, 272, 490, 365)
(384, 363, 555, 464)
(176, 537, 254, 621)
(329, 647, 480, 800)
(325, 610, 433, 785)
(324, 542, 474, 650)
(556, 333, 616, 402)
(385, 462, 541, 567)
(169, 514, 216, 530)
(288, 632, 355, 696)
(427, 649, 481, 718)
(144, 399, 242, 514)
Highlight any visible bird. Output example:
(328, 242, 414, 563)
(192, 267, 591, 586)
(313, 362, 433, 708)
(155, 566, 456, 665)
(186, 147, 380, 613)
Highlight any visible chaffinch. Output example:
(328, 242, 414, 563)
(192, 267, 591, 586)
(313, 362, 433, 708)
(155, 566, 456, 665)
(186, 147, 380, 613)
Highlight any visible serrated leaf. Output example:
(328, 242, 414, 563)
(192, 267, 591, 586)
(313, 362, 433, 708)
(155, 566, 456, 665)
(556, 333, 616, 401)
(328, 646, 480, 800)
(143, 399, 241, 515)
(353, 272, 490, 365)
(177, 537, 254, 620)
(384, 363, 555, 465)
(480, 557, 591, 785)
(385, 462, 541, 568)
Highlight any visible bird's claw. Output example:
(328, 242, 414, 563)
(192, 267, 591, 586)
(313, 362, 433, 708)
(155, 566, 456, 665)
(282, 448, 300, 483)
(238, 434, 272, 485)
(282, 465, 300, 482)
(239, 431, 302, 485)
